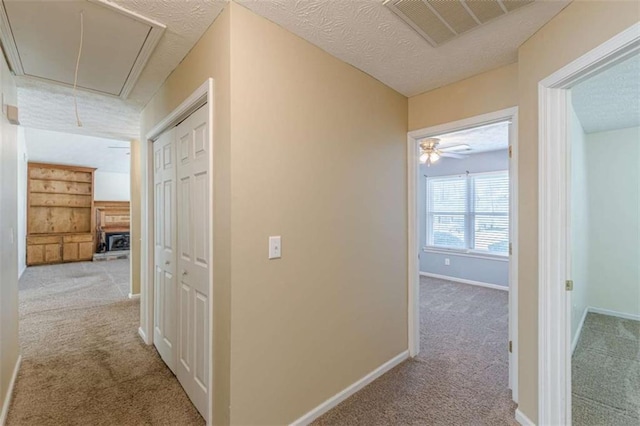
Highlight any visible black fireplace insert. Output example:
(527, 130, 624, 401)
(106, 232, 130, 252)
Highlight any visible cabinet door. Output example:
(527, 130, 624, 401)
(44, 244, 62, 263)
(78, 242, 93, 260)
(27, 245, 45, 265)
(63, 243, 79, 261)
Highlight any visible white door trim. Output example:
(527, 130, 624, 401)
(407, 106, 519, 403)
(141, 78, 215, 424)
(537, 22, 640, 426)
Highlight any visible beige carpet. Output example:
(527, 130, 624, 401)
(313, 276, 516, 425)
(572, 312, 640, 426)
(7, 260, 204, 426)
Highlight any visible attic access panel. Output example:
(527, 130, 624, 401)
(384, 0, 534, 47)
(0, 0, 165, 99)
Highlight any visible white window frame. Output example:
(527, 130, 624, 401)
(425, 170, 509, 258)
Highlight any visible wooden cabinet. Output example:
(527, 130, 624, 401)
(26, 236, 63, 265)
(26, 163, 96, 266)
(63, 234, 94, 262)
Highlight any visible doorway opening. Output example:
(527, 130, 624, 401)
(408, 107, 519, 411)
(538, 22, 640, 426)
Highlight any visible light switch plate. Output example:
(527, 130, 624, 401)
(269, 236, 281, 259)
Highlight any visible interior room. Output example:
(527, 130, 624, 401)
(21, 128, 131, 268)
(0, 1, 638, 426)
(569, 52, 640, 426)
(418, 121, 512, 421)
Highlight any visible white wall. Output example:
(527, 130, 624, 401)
(94, 171, 130, 201)
(17, 127, 27, 278)
(0, 48, 19, 422)
(570, 103, 590, 345)
(585, 126, 640, 318)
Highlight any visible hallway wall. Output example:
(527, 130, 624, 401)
(0, 48, 19, 422)
(229, 4, 407, 424)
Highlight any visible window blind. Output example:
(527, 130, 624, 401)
(426, 171, 509, 255)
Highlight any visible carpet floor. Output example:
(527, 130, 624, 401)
(6, 260, 204, 426)
(313, 276, 516, 425)
(572, 312, 640, 426)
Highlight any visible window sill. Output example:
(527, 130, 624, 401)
(422, 247, 509, 262)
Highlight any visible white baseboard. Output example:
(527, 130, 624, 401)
(572, 306, 589, 355)
(138, 327, 150, 345)
(289, 350, 409, 426)
(588, 306, 640, 322)
(419, 272, 508, 292)
(515, 408, 535, 426)
(18, 265, 26, 280)
(128, 293, 140, 300)
(0, 354, 22, 426)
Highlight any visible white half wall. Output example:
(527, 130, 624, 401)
(17, 126, 27, 278)
(94, 171, 131, 201)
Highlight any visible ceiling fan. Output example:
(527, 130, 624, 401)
(419, 138, 470, 166)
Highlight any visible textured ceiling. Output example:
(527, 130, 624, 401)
(237, 0, 570, 97)
(17, 77, 141, 141)
(433, 120, 509, 154)
(25, 127, 130, 173)
(14, 0, 226, 140)
(572, 53, 640, 134)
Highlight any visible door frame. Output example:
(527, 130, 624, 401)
(537, 23, 639, 426)
(407, 107, 518, 403)
(139, 78, 215, 423)
(407, 106, 519, 402)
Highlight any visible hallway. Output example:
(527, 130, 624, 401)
(6, 260, 203, 425)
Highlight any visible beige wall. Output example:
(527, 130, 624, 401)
(518, 2, 640, 420)
(130, 139, 141, 295)
(140, 6, 232, 425)
(0, 47, 19, 418)
(228, 3, 408, 424)
(408, 62, 518, 131)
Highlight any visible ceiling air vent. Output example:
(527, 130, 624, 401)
(384, 0, 534, 47)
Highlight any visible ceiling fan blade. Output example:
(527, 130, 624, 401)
(438, 144, 471, 152)
(440, 152, 467, 159)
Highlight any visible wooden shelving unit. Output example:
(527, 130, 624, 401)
(26, 162, 96, 266)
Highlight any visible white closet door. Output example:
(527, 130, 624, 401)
(175, 104, 210, 420)
(152, 128, 177, 372)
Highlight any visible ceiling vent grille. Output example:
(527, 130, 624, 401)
(384, 0, 534, 47)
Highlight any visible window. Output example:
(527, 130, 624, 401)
(426, 171, 509, 256)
